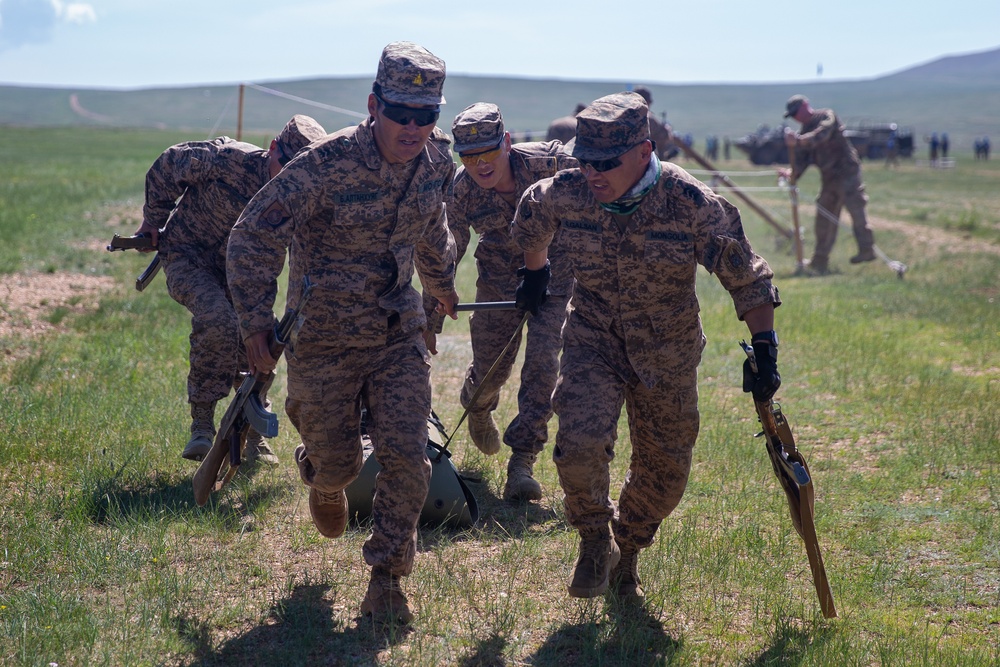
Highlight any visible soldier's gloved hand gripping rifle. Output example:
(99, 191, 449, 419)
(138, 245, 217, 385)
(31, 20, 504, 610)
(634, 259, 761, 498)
(193, 277, 314, 506)
(741, 338, 838, 618)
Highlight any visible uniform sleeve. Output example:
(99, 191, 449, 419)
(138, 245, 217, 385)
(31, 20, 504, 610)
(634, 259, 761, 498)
(414, 161, 458, 301)
(142, 141, 217, 229)
(797, 110, 838, 148)
(511, 180, 560, 254)
(693, 187, 781, 319)
(226, 160, 313, 339)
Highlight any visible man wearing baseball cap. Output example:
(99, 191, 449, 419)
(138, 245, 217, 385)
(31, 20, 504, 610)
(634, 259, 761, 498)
(512, 92, 782, 603)
(426, 101, 577, 502)
(135, 114, 326, 464)
(228, 41, 458, 624)
(780, 94, 877, 274)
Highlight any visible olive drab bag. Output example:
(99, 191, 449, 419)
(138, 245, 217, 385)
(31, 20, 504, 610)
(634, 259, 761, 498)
(344, 411, 479, 529)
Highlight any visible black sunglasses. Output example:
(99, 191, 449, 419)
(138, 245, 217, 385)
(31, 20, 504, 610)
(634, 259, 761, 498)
(578, 156, 623, 173)
(376, 95, 440, 127)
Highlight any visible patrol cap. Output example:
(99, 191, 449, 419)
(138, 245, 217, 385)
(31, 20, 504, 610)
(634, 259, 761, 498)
(784, 94, 808, 118)
(633, 86, 653, 105)
(274, 114, 327, 164)
(374, 41, 446, 106)
(452, 102, 505, 153)
(565, 92, 650, 161)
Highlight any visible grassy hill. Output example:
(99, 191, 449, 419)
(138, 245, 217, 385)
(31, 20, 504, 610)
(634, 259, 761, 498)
(1, 46, 998, 153)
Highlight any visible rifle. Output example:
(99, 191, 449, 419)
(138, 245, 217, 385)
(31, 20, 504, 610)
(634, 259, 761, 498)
(192, 277, 314, 506)
(741, 340, 838, 619)
(105, 233, 161, 292)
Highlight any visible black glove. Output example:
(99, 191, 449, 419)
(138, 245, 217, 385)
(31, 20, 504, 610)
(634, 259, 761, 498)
(514, 262, 550, 316)
(742, 333, 781, 402)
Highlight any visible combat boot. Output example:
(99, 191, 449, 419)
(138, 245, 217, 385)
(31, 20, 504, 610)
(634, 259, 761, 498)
(243, 429, 279, 467)
(182, 401, 216, 461)
(502, 451, 542, 502)
(850, 247, 877, 264)
(804, 256, 830, 276)
(567, 528, 620, 598)
(361, 567, 414, 624)
(468, 411, 501, 455)
(609, 544, 644, 602)
(296, 444, 348, 538)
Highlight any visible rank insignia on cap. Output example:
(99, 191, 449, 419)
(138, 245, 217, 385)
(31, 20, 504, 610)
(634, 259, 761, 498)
(413, 73, 424, 85)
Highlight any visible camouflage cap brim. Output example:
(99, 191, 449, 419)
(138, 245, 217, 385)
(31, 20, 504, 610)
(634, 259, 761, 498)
(452, 102, 505, 153)
(569, 92, 650, 161)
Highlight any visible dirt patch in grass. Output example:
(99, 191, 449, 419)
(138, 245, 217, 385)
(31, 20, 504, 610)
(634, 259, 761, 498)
(0, 271, 115, 340)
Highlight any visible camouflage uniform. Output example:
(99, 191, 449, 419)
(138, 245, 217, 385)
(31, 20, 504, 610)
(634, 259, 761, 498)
(227, 50, 455, 579)
(786, 97, 875, 268)
(512, 94, 780, 558)
(142, 115, 325, 406)
(439, 139, 576, 457)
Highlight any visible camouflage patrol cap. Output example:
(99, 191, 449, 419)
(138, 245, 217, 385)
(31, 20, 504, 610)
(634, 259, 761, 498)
(784, 94, 808, 118)
(451, 102, 505, 153)
(374, 41, 446, 106)
(565, 92, 650, 161)
(274, 114, 327, 164)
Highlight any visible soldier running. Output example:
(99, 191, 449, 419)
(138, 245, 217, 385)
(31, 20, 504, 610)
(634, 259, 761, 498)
(227, 41, 458, 624)
(426, 102, 577, 502)
(135, 114, 327, 462)
(512, 92, 782, 602)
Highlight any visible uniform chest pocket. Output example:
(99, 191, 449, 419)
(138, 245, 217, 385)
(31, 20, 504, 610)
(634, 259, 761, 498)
(335, 192, 387, 223)
(644, 232, 693, 264)
(563, 221, 603, 255)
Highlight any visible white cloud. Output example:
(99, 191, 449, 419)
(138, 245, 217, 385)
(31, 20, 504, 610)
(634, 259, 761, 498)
(54, 1, 95, 23)
(0, 0, 95, 50)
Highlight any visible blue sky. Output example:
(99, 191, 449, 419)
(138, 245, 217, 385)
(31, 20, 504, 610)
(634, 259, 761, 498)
(1, 0, 998, 89)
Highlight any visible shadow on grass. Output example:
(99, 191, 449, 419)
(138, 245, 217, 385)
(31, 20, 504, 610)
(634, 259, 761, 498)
(528, 604, 683, 667)
(76, 456, 288, 531)
(175, 583, 410, 666)
(740, 617, 836, 666)
(456, 632, 508, 667)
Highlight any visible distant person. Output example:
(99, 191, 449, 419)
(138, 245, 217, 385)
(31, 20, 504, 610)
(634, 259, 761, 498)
(227, 41, 458, 625)
(135, 114, 327, 462)
(428, 102, 577, 502)
(632, 86, 679, 161)
(511, 92, 781, 602)
(940, 132, 949, 159)
(723, 136, 731, 161)
(885, 124, 900, 169)
(928, 132, 939, 163)
(779, 95, 876, 274)
(984, 136, 991, 160)
(546, 103, 586, 144)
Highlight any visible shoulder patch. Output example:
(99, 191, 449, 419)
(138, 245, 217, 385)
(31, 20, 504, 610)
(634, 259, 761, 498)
(261, 201, 291, 228)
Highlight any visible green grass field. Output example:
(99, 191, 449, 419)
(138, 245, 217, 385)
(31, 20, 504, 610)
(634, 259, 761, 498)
(0, 127, 998, 666)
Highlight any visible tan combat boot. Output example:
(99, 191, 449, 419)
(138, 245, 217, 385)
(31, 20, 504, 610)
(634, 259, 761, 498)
(296, 445, 348, 538)
(244, 428, 279, 467)
(503, 451, 543, 502)
(609, 544, 644, 603)
(361, 567, 414, 624)
(567, 528, 621, 598)
(468, 411, 501, 455)
(182, 401, 216, 461)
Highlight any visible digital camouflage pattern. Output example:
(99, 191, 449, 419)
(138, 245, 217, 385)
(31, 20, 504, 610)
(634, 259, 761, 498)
(451, 102, 505, 153)
(374, 41, 446, 105)
(441, 140, 578, 455)
(143, 137, 272, 404)
(789, 106, 874, 263)
(227, 116, 456, 576)
(274, 114, 328, 164)
(566, 92, 650, 161)
(512, 160, 780, 549)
